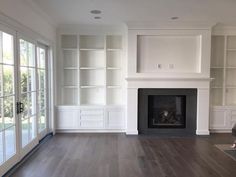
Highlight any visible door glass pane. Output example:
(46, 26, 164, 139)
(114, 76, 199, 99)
(19, 39, 27, 66)
(3, 65, 14, 95)
(29, 116, 36, 141)
(29, 92, 36, 116)
(5, 126, 15, 160)
(39, 110, 46, 131)
(29, 68, 36, 92)
(20, 67, 28, 93)
(0, 98, 3, 131)
(37, 46, 47, 133)
(38, 48, 45, 68)
(0, 65, 2, 96)
(0, 132, 3, 164)
(28, 43, 35, 67)
(20, 39, 36, 148)
(38, 90, 45, 111)
(4, 96, 14, 129)
(21, 93, 28, 119)
(2, 32, 14, 65)
(38, 69, 45, 90)
(20, 39, 35, 67)
(21, 118, 28, 147)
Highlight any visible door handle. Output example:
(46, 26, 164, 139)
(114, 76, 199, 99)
(16, 102, 24, 114)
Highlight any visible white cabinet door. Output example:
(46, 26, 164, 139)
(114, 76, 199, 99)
(106, 107, 125, 129)
(230, 110, 236, 128)
(210, 108, 228, 130)
(56, 108, 80, 129)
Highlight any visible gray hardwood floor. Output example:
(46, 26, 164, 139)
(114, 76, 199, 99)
(9, 133, 236, 177)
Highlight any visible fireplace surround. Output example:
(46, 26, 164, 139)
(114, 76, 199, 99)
(138, 89, 197, 135)
(126, 27, 212, 135)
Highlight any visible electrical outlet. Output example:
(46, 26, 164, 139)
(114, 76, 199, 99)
(169, 64, 174, 69)
(156, 64, 161, 69)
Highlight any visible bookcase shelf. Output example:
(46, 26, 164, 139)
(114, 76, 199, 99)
(210, 35, 236, 106)
(60, 34, 123, 106)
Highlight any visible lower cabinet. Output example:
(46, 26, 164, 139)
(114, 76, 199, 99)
(210, 106, 236, 132)
(56, 105, 125, 132)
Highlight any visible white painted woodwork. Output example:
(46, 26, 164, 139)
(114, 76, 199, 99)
(56, 106, 125, 131)
(57, 32, 125, 132)
(137, 35, 201, 73)
(127, 29, 211, 79)
(210, 33, 236, 132)
(126, 26, 212, 135)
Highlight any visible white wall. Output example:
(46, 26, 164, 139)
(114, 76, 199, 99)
(0, 0, 56, 42)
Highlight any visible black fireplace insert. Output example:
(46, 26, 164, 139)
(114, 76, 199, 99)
(138, 89, 197, 135)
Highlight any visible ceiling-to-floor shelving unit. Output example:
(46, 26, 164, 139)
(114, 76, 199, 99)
(210, 35, 236, 132)
(57, 34, 125, 132)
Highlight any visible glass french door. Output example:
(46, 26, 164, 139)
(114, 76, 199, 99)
(18, 39, 48, 156)
(0, 25, 48, 175)
(0, 25, 18, 175)
(37, 45, 47, 138)
(19, 38, 38, 155)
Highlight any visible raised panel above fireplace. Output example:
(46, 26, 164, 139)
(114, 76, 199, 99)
(127, 29, 211, 78)
(137, 35, 201, 73)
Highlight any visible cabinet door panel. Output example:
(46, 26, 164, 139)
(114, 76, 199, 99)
(107, 108, 125, 129)
(57, 109, 79, 129)
(210, 109, 228, 129)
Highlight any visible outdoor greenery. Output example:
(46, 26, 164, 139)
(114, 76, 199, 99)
(1, 38, 46, 131)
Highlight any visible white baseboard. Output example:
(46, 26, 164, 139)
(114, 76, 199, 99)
(56, 129, 126, 133)
(196, 130, 210, 135)
(210, 129, 232, 133)
(126, 130, 138, 135)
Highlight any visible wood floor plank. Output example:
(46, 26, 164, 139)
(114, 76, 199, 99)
(9, 133, 236, 177)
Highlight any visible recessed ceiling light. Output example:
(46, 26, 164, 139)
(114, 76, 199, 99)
(171, 16, 179, 20)
(90, 10, 102, 14)
(94, 16, 101, 19)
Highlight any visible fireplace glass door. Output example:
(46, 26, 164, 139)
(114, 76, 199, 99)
(148, 95, 186, 128)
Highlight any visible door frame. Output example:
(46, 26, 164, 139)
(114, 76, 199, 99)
(0, 23, 19, 176)
(0, 22, 53, 176)
(36, 43, 49, 140)
(16, 33, 39, 159)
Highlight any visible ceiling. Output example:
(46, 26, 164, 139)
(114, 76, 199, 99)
(31, 0, 236, 26)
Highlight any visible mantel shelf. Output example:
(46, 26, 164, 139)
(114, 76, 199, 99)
(126, 77, 211, 82)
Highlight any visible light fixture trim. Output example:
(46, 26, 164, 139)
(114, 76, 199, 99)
(90, 10, 102, 14)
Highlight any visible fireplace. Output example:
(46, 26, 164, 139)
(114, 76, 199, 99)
(148, 95, 186, 128)
(138, 89, 197, 135)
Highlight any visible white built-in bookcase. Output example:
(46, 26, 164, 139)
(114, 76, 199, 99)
(61, 35, 123, 106)
(210, 36, 236, 106)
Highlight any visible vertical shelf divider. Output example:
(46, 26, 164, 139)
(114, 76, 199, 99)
(222, 36, 227, 106)
(104, 35, 107, 105)
(77, 34, 81, 105)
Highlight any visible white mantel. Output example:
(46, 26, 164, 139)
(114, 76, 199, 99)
(125, 24, 212, 135)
